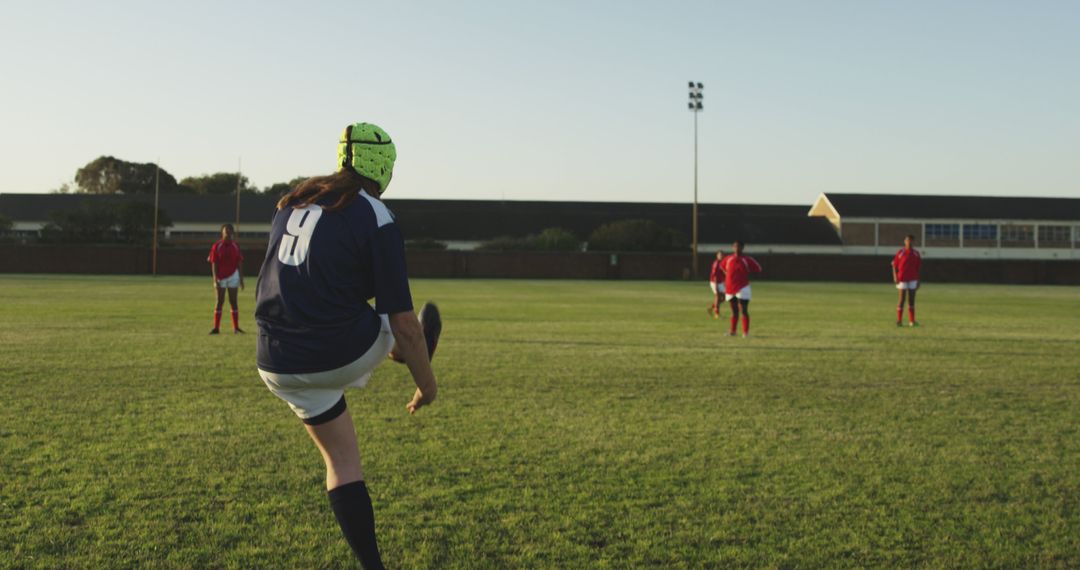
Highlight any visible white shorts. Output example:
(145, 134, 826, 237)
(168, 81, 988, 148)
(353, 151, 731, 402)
(709, 281, 725, 295)
(725, 285, 751, 301)
(896, 280, 919, 290)
(258, 315, 395, 421)
(216, 269, 241, 289)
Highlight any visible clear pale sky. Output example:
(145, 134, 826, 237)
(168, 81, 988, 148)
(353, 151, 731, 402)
(1, 1, 1077, 204)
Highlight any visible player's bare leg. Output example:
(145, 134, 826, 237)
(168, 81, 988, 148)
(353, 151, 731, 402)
(726, 298, 740, 336)
(896, 288, 906, 326)
(227, 287, 244, 333)
(306, 408, 384, 569)
(210, 286, 226, 334)
(907, 289, 918, 326)
(306, 409, 365, 489)
(739, 299, 751, 337)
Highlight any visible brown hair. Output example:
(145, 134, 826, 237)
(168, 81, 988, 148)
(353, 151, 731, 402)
(277, 169, 381, 212)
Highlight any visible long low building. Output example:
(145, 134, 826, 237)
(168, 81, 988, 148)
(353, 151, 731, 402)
(810, 193, 1080, 259)
(0, 193, 840, 253)
(2, 192, 1079, 259)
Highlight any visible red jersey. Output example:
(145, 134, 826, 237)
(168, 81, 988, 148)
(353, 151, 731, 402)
(208, 239, 243, 279)
(892, 247, 921, 281)
(720, 254, 762, 293)
(709, 259, 725, 283)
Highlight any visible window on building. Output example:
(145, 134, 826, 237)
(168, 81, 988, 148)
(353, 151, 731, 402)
(962, 224, 997, 240)
(925, 224, 959, 239)
(1037, 225, 1070, 243)
(1000, 225, 1033, 242)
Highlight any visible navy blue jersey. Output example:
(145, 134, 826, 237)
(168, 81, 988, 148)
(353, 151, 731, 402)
(255, 191, 413, 374)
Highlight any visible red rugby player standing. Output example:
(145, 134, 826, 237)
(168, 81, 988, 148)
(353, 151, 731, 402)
(720, 240, 762, 338)
(707, 250, 725, 319)
(208, 223, 245, 334)
(891, 234, 922, 327)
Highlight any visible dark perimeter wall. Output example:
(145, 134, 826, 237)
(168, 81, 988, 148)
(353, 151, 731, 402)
(3, 245, 1080, 285)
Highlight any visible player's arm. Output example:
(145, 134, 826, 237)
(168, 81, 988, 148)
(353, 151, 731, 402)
(388, 311, 438, 414)
(890, 260, 898, 284)
(371, 216, 436, 413)
(208, 244, 218, 288)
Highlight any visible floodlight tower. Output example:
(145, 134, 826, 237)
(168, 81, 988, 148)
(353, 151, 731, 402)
(152, 161, 160, 276)
(688, 81, 703, 278)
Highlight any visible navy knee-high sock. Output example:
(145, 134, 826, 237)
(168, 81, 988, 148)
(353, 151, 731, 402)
(328, 481, 385, 570)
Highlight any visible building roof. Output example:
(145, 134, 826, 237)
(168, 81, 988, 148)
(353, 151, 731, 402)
(0, 193, 841, 245)
(0, 193, 282, 225)
(818, 193, 1080, 221)
(391, 199, 841, 245)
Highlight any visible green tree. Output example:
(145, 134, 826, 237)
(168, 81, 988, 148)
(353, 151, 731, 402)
(587, 219, 687, 252)
(39, 201, 172, 244)
(116, 202, 173, 245)
(74, 156, 180, 195)
(534, 228, 581, 251)
(0, 213, 12, 237)
(476, 236, 531, 251)
(180, 173, 258, 195)
(477, 227, 581, 251)
(41, 203, 119, 243)
(263, 176, 309, 196)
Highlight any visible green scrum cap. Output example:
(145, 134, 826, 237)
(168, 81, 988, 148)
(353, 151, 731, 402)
(337, 122, 397, 193)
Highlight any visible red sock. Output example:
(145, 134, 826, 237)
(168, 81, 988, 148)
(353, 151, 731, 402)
(730, 316, 738, 334)
(896, 307, 903, 323)
(908, 306, 915, 323)
(213, 310, 222, 330)
(742, 314, 750, 334)
(231, 309, 239, 330)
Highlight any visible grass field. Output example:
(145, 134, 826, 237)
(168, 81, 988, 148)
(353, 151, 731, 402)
(1, 275, 1078, 569)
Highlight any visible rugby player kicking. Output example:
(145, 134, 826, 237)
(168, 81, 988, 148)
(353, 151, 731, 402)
(255, 123, 440, 569)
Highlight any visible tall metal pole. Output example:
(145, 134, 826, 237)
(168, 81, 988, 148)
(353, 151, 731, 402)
(235, 157, 242, 233)
(152, 161, 160, 276)
(692, 109, 699, 279)
(688, 82, 703, 279)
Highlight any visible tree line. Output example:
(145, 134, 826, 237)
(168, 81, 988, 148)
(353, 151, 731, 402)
(56, 156, 306, 197)
(9, 156, 688, 251)
(461, 219, 687, 252)
(5, 155, 308, 245)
